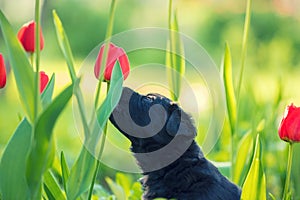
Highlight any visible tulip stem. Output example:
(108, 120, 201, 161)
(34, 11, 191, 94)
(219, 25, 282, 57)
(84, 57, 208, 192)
(88, 1, 117, 198)
(88, 80, 102, 130)
(28, 0, 41, 198)
(94, 81, 102, 109)
(282, 142, 294, 200)
(88, 82, 110, 200)
(90, 0, 117, 134)
(33, 0, 41, 124)
(98, 0, 117, 83)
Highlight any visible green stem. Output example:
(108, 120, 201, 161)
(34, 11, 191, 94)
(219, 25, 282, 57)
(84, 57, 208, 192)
(29, 1, 41, 198)
(75, 89, 91, 137)
(282, 143, 294, 200)
(96, 83, 109, 159)
(88, 0, 117, 136)
(87, 82, 110, 200)
(98, 0, 117, 83)
(34, 0, 41, 123)
(94, 81, 102, 109)
(231, 133, 234, 179)
(87, 1, 117, 197)
(89, 81, 102, 130)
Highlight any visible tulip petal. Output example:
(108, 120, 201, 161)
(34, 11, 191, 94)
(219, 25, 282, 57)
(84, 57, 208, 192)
(279, 103, 300, 143)
(17, 21, 44, 53)
(41, 74, 55, 108)
(118, 48, 130, 80)
(40, 71, 49, 94)
(94, 43, 117, 80)
(94, 43, 130, 81)
(0, 53, 7, 88)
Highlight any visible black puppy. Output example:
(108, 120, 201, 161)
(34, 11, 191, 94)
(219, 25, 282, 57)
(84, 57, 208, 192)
(110, 87, 241, 200)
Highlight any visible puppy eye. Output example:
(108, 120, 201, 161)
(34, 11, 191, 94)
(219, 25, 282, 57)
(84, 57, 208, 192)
(146, 96, 154, 102)
(146, 94, 156, 99)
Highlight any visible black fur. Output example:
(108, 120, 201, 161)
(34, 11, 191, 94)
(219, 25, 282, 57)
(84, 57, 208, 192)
(110, 87, 241, 200)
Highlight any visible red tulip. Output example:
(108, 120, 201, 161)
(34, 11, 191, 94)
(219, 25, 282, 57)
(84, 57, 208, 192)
(40, 71, 49, 93)
(17, 21, 44, 53)
(279, 103, 300, 143)
(94, 43, 130, 81)
(0, 53, 6, 89)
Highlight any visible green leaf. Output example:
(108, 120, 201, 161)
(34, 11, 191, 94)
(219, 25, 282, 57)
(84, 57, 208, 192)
(93, 184, 110, 198)
(233, 130, 254, 185)
(268, 193, 277, 200)
(52, 10, 76, 82)
(53, 10, 90, 138)
(241, 134, 266, 200)
(41, 74, 55, 109)
(222, 42, 237, 134)
(0, 118, 32, 200)
(105, 177, 126, 200)
(60, 151, 70, 192)
(44, 170, 66, 200)
(166, 6, 185, 101)
(89, 62, 123, 149)
(236, 0, 252, 100)
(26, 83, 73, 198)
(128, 182, 143, 200)
(0, 11, 35, 121)
(97, 62, 123, 129)
(66, 147, 97, 200)
(116, 173, 132, 198)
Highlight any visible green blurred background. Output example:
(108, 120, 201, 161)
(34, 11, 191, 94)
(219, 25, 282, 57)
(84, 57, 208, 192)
(1, 0, 300, 198)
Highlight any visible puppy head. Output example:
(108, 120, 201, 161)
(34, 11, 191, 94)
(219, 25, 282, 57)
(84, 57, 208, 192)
(110, 87, 196, 153)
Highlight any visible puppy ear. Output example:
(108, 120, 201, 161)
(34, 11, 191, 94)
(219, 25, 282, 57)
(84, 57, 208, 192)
(166, 106, 196, 138)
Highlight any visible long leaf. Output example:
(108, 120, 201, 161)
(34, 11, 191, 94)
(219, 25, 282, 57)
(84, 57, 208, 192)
(0, 118, 32, 200)
(116, 173, 132, 198)
(53, 10, 90, 138)
(105, 177, 126, 200)
(241, 134, 266, 200)
(236, 0, 252, 101)
(129, 182, 143, 200)
(26, 83, 73, 198)
(52, 10, 76, 82)
(0, 11, 35, 121)
(233, 130, 253, 185)
(44, 170, 66, 200)
(61, 151, 70, 192)
(66, 147, 97, 200)
(167, 3, 185, 101)
(222, 42, 237, 134)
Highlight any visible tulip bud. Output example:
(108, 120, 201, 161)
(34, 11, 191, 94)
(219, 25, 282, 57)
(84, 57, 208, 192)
(278, 103, 300, 143)
(40, 71, 49, 93)
(17, 21, 44, 53)
(94, 43, 130, 81)
(0, 53, 7, 89)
